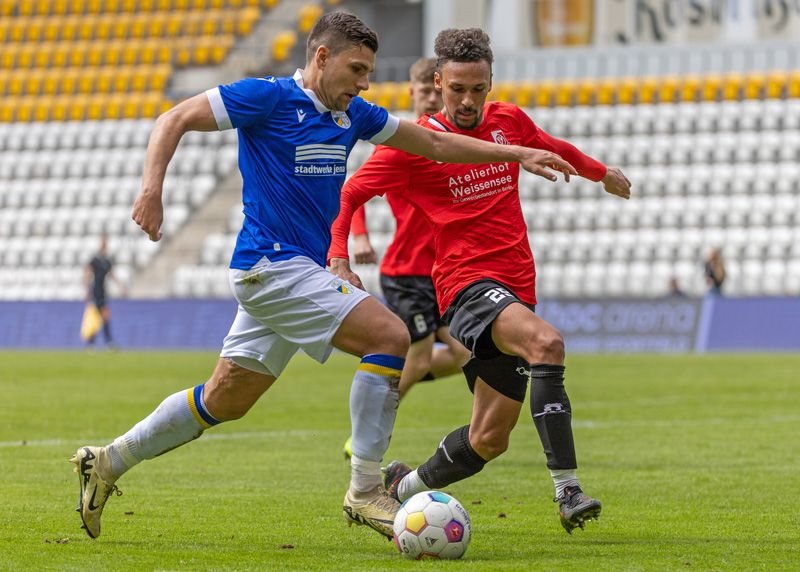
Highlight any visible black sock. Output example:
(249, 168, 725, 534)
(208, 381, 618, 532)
(102, 321, 113, 343)
(530, 364, 577, 470)
(417, 425, 487, 489)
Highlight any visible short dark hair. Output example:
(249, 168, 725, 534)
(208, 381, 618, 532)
(408, 57, 437, 84)
(306, 11, 379, 62)
(434, 28, 493, 68)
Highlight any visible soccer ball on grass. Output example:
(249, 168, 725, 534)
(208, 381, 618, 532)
(392, 491, 471, 560)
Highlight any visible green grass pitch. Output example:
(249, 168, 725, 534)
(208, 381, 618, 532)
(1, 351, 798, 570)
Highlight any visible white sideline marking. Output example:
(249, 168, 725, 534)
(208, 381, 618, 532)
(2, 415, 800, 449)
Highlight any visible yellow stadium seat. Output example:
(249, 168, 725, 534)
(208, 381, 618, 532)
(86, 42, 105, 66)
(10, 20, 26, 42)
(61, 17, 78, 41)
(575, 80, 597, 106)
(122, 95, 140, 118)
(201, 14, 217, 36)
(69, 0, 85, 14)
(298, 4, 323, 34)
(156, 0, 171, 10)
(42, 71, 59, 95)
(141, 93, 161, 117)
(174, 0, 188, 9)
(743, 73, 765, 99)
(175, 38, 192, 66)
(155, 41, 172, 63)
(193, 42, 211, 65)
(34, 46, 51, 67)
(131, 68, 149, 91)
(51, 97, 70, 121)
(26, 69, 45, 95)
(210, 0, 223, 8)
(272, 31, 297, 62)
(78, 15, 96, 40)
(263, 0, 279, 6)
(27, 20, 44, 42)
(700, 75, 722, 101)
(679, 75, 701, 102)
(121, 41, 140, 64)
(1, 46, 16, 69)
(0, 70, 7, 96)
(592, 79, 614, 105)
(0, 0, 14, 16)
(122, 0, 137, 11)
(237, 7, 260, 36)
(210, 38, 229, 64)
(131, 15, 147, 38)
(104, 42, 123, 66)
(68, 43, 87, 66)
(43, 19, 60, 41)
(68, 96, 87, 121)
(533, 81, 555, 107)
(657, 75, 679, 103)
(95, 16, 113, 40)
(139, 0, 155, 10)
(87, 0, 102, 13)
(60, 69, 79, 94)
(87, 96, 104, 120)
(513, 82, 535, 108)
(151, 65, 171, 90)
(722, 73, 743, 100)
(490, 81, 515, 103)
(52, 44, 69, 67)
(160, 99, 173, 114)
(7, 73, 23, 96)
(53, 0, 67, 14)
(149, 14, 166, 37)
(113, 67, 131, 92)
(79, 68, 98, 93)
(554, 80, 576, 107)
(105, 95, 123, 119)
(165, 14, 182, 37)
(0, 21, 8, 42)
(765, 71, 786, 99)
(16, 99, 35, 122)
(34, 97, 52, 121)
(788, 71, 800, 98)
(0, 97, 16, 122)
(95, 68, 114, 93)
(20, 0, 35, 15)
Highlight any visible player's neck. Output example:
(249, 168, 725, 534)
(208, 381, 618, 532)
(300, 67, 328, 109)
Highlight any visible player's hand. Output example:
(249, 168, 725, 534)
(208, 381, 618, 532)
(602, 167, 631, 199)
(520, 149, 577, 182)
(329, 257, 365, 290)
(353, 234, 377, 265)
(132, 188, 164, 241)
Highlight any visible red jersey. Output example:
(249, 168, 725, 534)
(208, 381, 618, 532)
(351, 196, 437, 276)
(330, 102, 606, 314)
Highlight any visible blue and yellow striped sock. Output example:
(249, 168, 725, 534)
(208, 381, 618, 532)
(349, 354, 404, 492)
(106, 383, 221, 479)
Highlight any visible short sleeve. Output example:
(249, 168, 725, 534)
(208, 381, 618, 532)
(350, 97, 399, 144)
(205, 77, 281, 130)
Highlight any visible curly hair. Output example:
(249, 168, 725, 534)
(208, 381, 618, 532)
(307, 11, 379, 62)
(433, 28, 493, 67)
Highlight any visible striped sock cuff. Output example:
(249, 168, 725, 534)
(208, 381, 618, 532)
(187, 384, 221, 428)
(358, 353, 405, 377)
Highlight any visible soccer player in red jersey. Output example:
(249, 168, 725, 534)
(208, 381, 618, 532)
(328, 28, 631, 533)
(351, 57, 470, 399)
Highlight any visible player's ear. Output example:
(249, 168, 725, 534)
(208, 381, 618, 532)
(434, 70, 442, 92)
(314, 45, 329, 70)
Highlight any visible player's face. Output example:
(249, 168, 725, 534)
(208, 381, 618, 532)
(410, 80, 442, 118)
(319, 44, 375, 111)
(435, 60, 492, 130)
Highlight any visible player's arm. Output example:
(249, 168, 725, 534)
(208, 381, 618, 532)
(530, 126, 631, 200)
(383, 119, 577, 182)
(351, 205, 377, 265)
(132, 94, 218, 241)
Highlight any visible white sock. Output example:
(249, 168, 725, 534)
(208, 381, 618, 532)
(550, 468, 580, 499)
(397, 469, 427, 502)
(348, 355, 402, 491)
(350, 456, 381, 492)
(106, 384, 220, 480)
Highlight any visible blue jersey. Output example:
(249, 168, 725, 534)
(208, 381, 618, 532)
(206, 70, 399, 269)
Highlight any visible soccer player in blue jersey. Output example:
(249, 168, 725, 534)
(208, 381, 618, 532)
(70, 12, 577, 542)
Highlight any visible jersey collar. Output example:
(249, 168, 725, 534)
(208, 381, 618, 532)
(293, 69, 329, 114)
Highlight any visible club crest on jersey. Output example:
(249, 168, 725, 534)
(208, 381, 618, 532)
(333, 280, 352, 294)
(491, 130, 509, 145)
(332, 111, 351, 129)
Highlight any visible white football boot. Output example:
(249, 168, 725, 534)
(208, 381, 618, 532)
(70, 446, 121, 538)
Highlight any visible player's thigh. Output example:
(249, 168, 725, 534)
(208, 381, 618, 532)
(332, 295, 409, 357)
(491, 303, 565, 364)
(230, 256, 375, 364)
(435, 325, 470, 362)
(469, 378, 523, 458)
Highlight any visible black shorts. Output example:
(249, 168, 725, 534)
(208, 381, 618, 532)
(443, 279, 534, 359)
(92, 293, 107, 310)
(380, 273, 442, 342)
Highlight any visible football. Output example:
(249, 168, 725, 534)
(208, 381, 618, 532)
(392, 491, 471, 560)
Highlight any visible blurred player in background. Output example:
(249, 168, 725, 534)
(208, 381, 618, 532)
(704, 247, 726, 295)
(342, 57, 470, 459)
(329, 28, 631, 534)
(70, 13, 578, 542)
(82, 236, 126, 347)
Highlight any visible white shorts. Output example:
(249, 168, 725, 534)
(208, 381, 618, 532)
(220, 256, 370, 377)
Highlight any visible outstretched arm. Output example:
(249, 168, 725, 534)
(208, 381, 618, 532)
(532, 128, 631, 199)
(351, 205, 377, 264)
(328, 181, 380, 289)
(383, 119, 577, 182)
(132, 94, 218, 241)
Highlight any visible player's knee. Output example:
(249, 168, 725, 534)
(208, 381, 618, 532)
(531, 328, 565, 364)
(205, 361, 267, 421)
(469, 428, 509, 461)
(369, 315, 410, 357)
